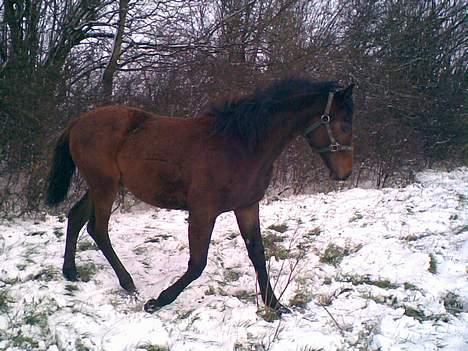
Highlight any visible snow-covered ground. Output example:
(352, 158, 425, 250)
(0, 168, 467, 351)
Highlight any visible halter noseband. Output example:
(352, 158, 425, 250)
(303, 92, 353, 154)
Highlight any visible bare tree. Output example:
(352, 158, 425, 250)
(0, 0, 466, 214)
(0, 0, 115, 212)
(102, 0, 129, 101)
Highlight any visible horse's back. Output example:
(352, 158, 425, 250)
(68, 105, 209, 209)
(67, 105, 267, 212)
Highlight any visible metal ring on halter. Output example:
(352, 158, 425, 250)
(321, 114, 330, 123)
(305, 91, 353, 154)
(329, 144, 340, 152)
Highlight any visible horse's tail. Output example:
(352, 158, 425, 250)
(46, 127, 75, 206)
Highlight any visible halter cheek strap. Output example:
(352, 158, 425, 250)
(304, 92, 353, 154)
(303, 92, 334, 135)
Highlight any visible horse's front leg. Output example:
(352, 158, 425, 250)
(144, 211, 216, 313)
(234, 202, 289, 314)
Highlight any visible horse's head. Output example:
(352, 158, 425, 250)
(304, 84, 354, 180)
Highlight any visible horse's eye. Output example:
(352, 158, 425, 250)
(341, 122, 352, 134)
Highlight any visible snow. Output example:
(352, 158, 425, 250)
(0, 167, 467, 350)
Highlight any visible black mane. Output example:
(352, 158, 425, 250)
(208, 78, 340, 149)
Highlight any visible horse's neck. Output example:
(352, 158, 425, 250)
(259, 121, 296, 164)
(256, 102, 324, 167)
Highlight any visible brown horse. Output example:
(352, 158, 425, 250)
(46, 78, 354, 314)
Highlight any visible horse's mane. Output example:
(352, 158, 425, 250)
(208, 78, 340, 150)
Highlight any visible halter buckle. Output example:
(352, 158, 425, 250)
(321, 114, 331, 123)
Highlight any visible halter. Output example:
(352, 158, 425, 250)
(303, 92, 353, 154)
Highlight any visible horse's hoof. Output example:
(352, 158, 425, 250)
(62, 267, 78, 281)
(144, 298, 162, 313)
(129, 289, 140, 297)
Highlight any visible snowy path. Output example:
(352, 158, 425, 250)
(0, 168, 467, 350)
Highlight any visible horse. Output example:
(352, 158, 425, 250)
(46, 78, 354, 314)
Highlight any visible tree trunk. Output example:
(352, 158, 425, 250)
(102, 0, 129, 102)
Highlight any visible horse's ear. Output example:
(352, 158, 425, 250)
(342, 83, 354, 99)
(335, 83, 354, 101)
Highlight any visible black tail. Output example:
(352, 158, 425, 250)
(46, 129, 75, 206)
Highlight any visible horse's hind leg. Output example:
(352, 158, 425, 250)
(63, 192, 92, 281)
(87, 184, 136, 292)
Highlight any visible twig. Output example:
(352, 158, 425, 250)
(320, 304, 344, 336)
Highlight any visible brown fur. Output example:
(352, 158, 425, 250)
(46, 80, 354, 313)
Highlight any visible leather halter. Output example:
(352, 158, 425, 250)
(304, 92, 353, 154)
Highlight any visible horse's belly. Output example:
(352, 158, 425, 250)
(146, 190, 188, 210)
(118, 158, 189, 210)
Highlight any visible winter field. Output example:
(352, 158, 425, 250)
(0, 168, 467, 351)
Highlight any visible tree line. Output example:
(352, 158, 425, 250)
(0, 0, 466, 214)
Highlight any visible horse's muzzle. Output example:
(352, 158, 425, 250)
(330, 170, 352, 181)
